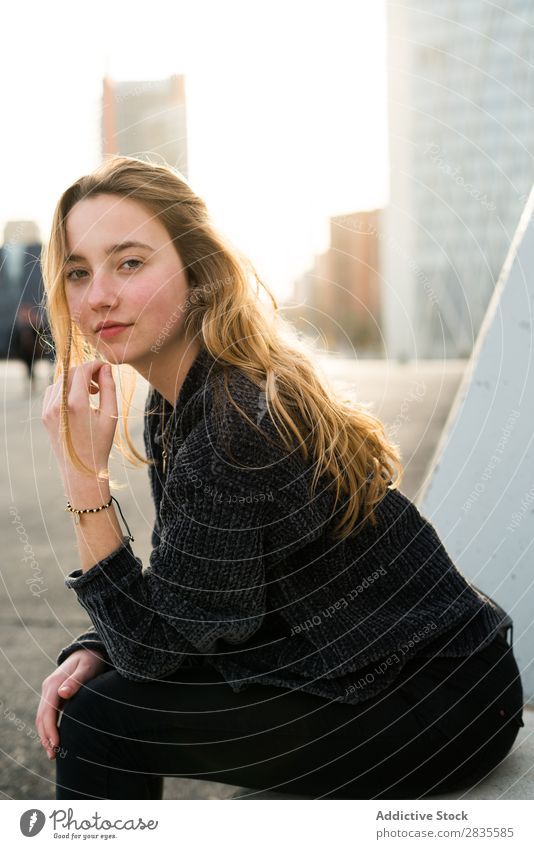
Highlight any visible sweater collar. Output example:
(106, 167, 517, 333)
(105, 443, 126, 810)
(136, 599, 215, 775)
(150, 346, 220, 447)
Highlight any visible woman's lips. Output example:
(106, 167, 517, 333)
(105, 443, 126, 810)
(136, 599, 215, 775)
(97, 324, 132, 339)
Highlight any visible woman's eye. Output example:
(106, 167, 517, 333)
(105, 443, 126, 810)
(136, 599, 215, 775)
(65, 269, 87, 281)
(65, 259, 143, 282)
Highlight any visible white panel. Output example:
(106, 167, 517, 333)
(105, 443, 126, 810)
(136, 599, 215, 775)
(419, 184, 534, 701)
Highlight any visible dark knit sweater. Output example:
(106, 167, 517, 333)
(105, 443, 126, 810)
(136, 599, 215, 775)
(57, 346, 508, 705)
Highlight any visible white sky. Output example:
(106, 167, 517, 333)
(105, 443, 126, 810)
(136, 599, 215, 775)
(1, 0, 388, 301)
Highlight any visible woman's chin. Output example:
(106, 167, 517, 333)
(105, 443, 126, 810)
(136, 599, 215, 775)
(94, 340, 132, 363)
(92, 349, 128, 367)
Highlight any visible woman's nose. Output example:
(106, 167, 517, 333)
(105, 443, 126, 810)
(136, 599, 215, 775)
(86, 270, 120, 309)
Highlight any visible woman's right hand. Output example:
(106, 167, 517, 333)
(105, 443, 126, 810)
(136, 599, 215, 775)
(35, 649, 109, 760)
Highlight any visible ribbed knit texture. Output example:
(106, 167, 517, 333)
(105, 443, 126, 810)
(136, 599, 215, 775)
(57, 346, 508, 705)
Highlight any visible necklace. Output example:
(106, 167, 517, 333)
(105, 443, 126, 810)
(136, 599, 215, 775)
(160, 398, 176, 475)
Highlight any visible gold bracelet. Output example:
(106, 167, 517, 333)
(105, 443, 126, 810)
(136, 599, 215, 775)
(64, 494, 134, 541)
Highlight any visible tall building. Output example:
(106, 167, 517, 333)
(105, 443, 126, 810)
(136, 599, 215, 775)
(293, 209, 383, 355)
(102, 75, 188, 176)
(383, 1, 534, 359)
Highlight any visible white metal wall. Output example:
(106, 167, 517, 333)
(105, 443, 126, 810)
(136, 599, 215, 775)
(418, 184, 534, 702)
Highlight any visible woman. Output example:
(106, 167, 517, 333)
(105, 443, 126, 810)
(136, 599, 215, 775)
(35, 156, 524, 800)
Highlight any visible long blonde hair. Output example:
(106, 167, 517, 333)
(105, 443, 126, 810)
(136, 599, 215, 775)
(40, 155, 403, 541)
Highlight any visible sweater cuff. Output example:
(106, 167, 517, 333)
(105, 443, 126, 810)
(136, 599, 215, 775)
(64, 535, 141, 595)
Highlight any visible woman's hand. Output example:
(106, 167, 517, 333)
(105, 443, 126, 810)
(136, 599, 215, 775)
(41, 361, 118, 485)
(35, 649, 109, 760)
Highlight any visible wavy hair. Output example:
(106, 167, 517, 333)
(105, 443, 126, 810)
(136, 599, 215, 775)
(40, 155, 403, 541)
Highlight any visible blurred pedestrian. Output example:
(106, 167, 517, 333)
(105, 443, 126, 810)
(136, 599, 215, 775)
(12, 305, 40, 387)
(11, 305, 55, 389)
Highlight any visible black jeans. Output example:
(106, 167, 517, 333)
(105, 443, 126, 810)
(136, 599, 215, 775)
(55, 632, 524, 800)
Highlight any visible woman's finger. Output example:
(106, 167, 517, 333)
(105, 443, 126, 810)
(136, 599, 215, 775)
(97, 364, 118, 418)
(35, 714, 45, 752)
(46, 696, 66, 754)
(37, 690, 62, 758)
(58, 670, 84, 698)
(69, 361, 105, 408)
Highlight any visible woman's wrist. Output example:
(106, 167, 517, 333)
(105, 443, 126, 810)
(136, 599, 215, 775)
(64, 475, 111, 509)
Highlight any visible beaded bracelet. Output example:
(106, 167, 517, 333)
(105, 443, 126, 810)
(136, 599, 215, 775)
(65, 494, 134, 542)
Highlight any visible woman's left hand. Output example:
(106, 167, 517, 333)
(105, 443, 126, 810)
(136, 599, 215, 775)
(42, 361, 118, 485)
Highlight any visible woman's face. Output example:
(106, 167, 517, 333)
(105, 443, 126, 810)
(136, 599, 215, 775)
(63, 193, 191, 370)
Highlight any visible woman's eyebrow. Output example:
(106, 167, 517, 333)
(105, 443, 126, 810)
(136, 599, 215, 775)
(64, 241, 155, 263)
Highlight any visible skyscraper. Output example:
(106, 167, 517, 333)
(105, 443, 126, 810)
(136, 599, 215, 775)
(383, 0, 534, 359)
(102, 74, 188, 176)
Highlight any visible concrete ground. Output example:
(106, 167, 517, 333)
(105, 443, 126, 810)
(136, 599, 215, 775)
(1, 355, 530, 800)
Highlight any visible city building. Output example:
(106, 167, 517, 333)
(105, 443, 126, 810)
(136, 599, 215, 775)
(293, 209, 383, 355)
(102, 74, 188, 176)
(383, 0, 534, 359)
